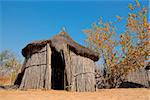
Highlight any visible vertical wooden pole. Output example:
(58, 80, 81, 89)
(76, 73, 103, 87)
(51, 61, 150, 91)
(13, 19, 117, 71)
(45, 43, 51, 89)
(64, 69, 66, 90)
(63, 44, 71, 91)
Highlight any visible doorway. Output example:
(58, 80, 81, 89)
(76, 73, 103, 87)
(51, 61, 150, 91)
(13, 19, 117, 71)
(51, 48, 65, 90)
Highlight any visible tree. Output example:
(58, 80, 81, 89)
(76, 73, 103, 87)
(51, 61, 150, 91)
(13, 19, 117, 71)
(0, 50, 21, 85)
(83, 0, 149, 88)
(0, 50, 15, 64)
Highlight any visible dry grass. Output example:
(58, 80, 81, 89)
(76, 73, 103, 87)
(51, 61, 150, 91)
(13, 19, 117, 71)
(0, 76, 11, 86)
(0, 88, 149, 100)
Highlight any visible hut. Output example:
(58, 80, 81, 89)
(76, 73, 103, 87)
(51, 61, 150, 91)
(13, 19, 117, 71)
(124, 62, 150, 88)
(15, 30, 99, 92)
(125, 67, 149, 87)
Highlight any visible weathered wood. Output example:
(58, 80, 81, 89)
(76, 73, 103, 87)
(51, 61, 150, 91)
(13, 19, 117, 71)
(23, 67, 29, 89)
(64, 69, 66, 90)
(40, 49, 47, 65)
(63, 44, 72, 90)
(39, 47, 47, 89)
(20, 57, 31, 89)
(20, 46, 48, 89)
(19, 40, 97, 91)
(70, 51, 76, 91)
(76, 58, 80, 91)
(127, 68, 149, 87)
(85, 59, 95, 92)
(19, 68, 26, 89)
(69, 51, 96, 92)
(77, 56, 85, 92)
(81, 57, 85, 92)
(39, 51, 44, 88)
(35, 64, 40, 89)
(45, 43, 51, 89)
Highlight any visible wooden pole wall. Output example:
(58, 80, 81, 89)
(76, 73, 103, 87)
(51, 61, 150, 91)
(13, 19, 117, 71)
(69, 51, 96, 92)
(19, 43, 96, 91)
(19, 46, 49, 89)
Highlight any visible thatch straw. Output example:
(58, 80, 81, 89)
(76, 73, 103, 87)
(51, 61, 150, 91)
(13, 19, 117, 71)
(22, 31, 99, 61)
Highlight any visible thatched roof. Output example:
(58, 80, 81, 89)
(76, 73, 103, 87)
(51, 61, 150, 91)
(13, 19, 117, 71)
(22, 31, 99, 61)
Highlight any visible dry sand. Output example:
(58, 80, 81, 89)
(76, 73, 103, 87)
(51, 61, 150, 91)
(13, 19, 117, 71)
(0, 88, 149, 100)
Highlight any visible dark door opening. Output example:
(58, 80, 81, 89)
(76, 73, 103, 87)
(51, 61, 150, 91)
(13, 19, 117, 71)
(51, 48, 65, 90)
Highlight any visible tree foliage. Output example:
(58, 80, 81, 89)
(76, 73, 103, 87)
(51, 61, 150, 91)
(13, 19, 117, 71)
(0, 50, 21, 85)
(84, 0, 149, 88)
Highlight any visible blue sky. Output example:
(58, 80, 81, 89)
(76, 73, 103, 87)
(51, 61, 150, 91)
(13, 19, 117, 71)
(0, 0, 149, 60)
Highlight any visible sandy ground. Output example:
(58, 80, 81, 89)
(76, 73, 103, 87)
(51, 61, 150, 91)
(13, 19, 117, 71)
(0, 88, 149, 100)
